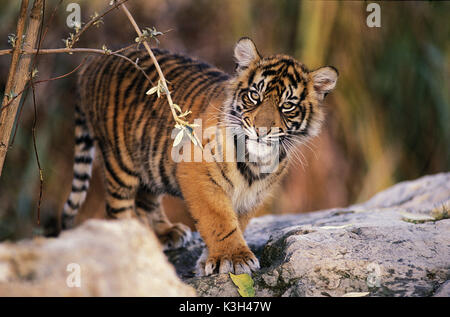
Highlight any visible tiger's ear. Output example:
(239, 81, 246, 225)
(234, 37, 261, 72)
(310, 66, 339, 99)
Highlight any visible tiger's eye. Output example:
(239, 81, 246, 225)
(281, 102, 297, 113)
(247, 90, 260, 104)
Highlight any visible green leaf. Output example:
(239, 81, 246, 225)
(229, 273, 255, 297)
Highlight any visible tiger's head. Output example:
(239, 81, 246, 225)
(223, 37, 338, 163)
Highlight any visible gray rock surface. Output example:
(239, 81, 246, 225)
(0, 173, 448, 297)
(167, 173, 450, 297)
(0, 219, 196, 296)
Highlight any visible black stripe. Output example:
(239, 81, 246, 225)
(73, 172, 90, 181)
(140, 114, 155, 183)
(74, 118, 86, 126)
(107, 189, 130, 200)
(112, 60, 139, 178)
(75, 135, 94, 151)
(278, 147, 287, 162)
(292, 67, 302, 83)
(74, 104, 82, 114)
(158, 137, 181, 196)
(71, 184, 88, 192)
(163, 63, 198, 82)
(285, 72, 298, 88)
(95, 56, 116, 135)
(247, 69, 256, 86)
(126, 61, 160, 155)
(158, 137, 171, 189)
(122, 71, 150, 157)
(135, 199, 158, 212)
(164, 59, 209, 84)
(236, 162, 256, 187)
(74, 156, 92, 164)
(113, 59, 134, 170)
(216, 162, 234, 189)
(132, 68, 161, 177)
(302, 102, 314, 135)
(95, 56, 115, 142)
(88, 55, 110, 115)
(299, 88, 307, 101)
(206, 171, 221, 188)
(187, 72, 229, 103)
(66, 199, 80, 209)
(99, 145, 134, 190)
(179, 72, 209, 101)
(262, 59, 292, 71)
(75, 134, 92, 145)
(106, 205, 134, 214)
(219, 228, 237, 242)
(261, 69, 279, 77)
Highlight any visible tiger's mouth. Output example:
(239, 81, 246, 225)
(246, 138, 274, 159)
(244, 129, 280, 160)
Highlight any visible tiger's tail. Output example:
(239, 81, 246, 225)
(61, 104, 95, 230)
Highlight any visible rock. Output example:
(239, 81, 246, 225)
(0, 219, 195, 296)
(167, 173, 450, 297)
(0, 173, 448, 297)
(433, 280, 450, 297)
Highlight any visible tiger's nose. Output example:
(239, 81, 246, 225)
(255, 124, 275, 138)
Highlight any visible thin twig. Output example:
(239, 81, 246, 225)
(1, 46, 152, 114)
(120, 4, 180, 122)
(0, 47, 129, 56)
(70, 0, 130, 46)
(10, 56, 89, 147)
(9, 0, 62, 147)
(30, 0, 46, 225)
(30, 78, 43, 225)
(40, 0, 63, 42)
(119, 3, 203, 148)
(9, 83, 30, 146)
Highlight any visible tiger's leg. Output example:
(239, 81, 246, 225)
(238, 201, 268, 233)
(238, 214, 251, 234)
(135, 188, 192, 250)
(101, 151, 140, 219)
(178, 174, 260, 276)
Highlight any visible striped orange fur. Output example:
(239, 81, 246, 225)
(62, 38, 338, 276)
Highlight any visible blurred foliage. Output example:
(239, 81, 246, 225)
(0, 0, 448, 241)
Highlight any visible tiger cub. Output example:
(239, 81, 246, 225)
(61, 37, 338, 276)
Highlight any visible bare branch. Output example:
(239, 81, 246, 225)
(119, 3, 203, 148)
(70, 0, 130, 47)
(0, 0, 44, 177)
(0, 46, 153, 114)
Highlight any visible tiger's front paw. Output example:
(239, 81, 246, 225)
(195, 248, 260, 276)
(158, 223, 192, 251)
